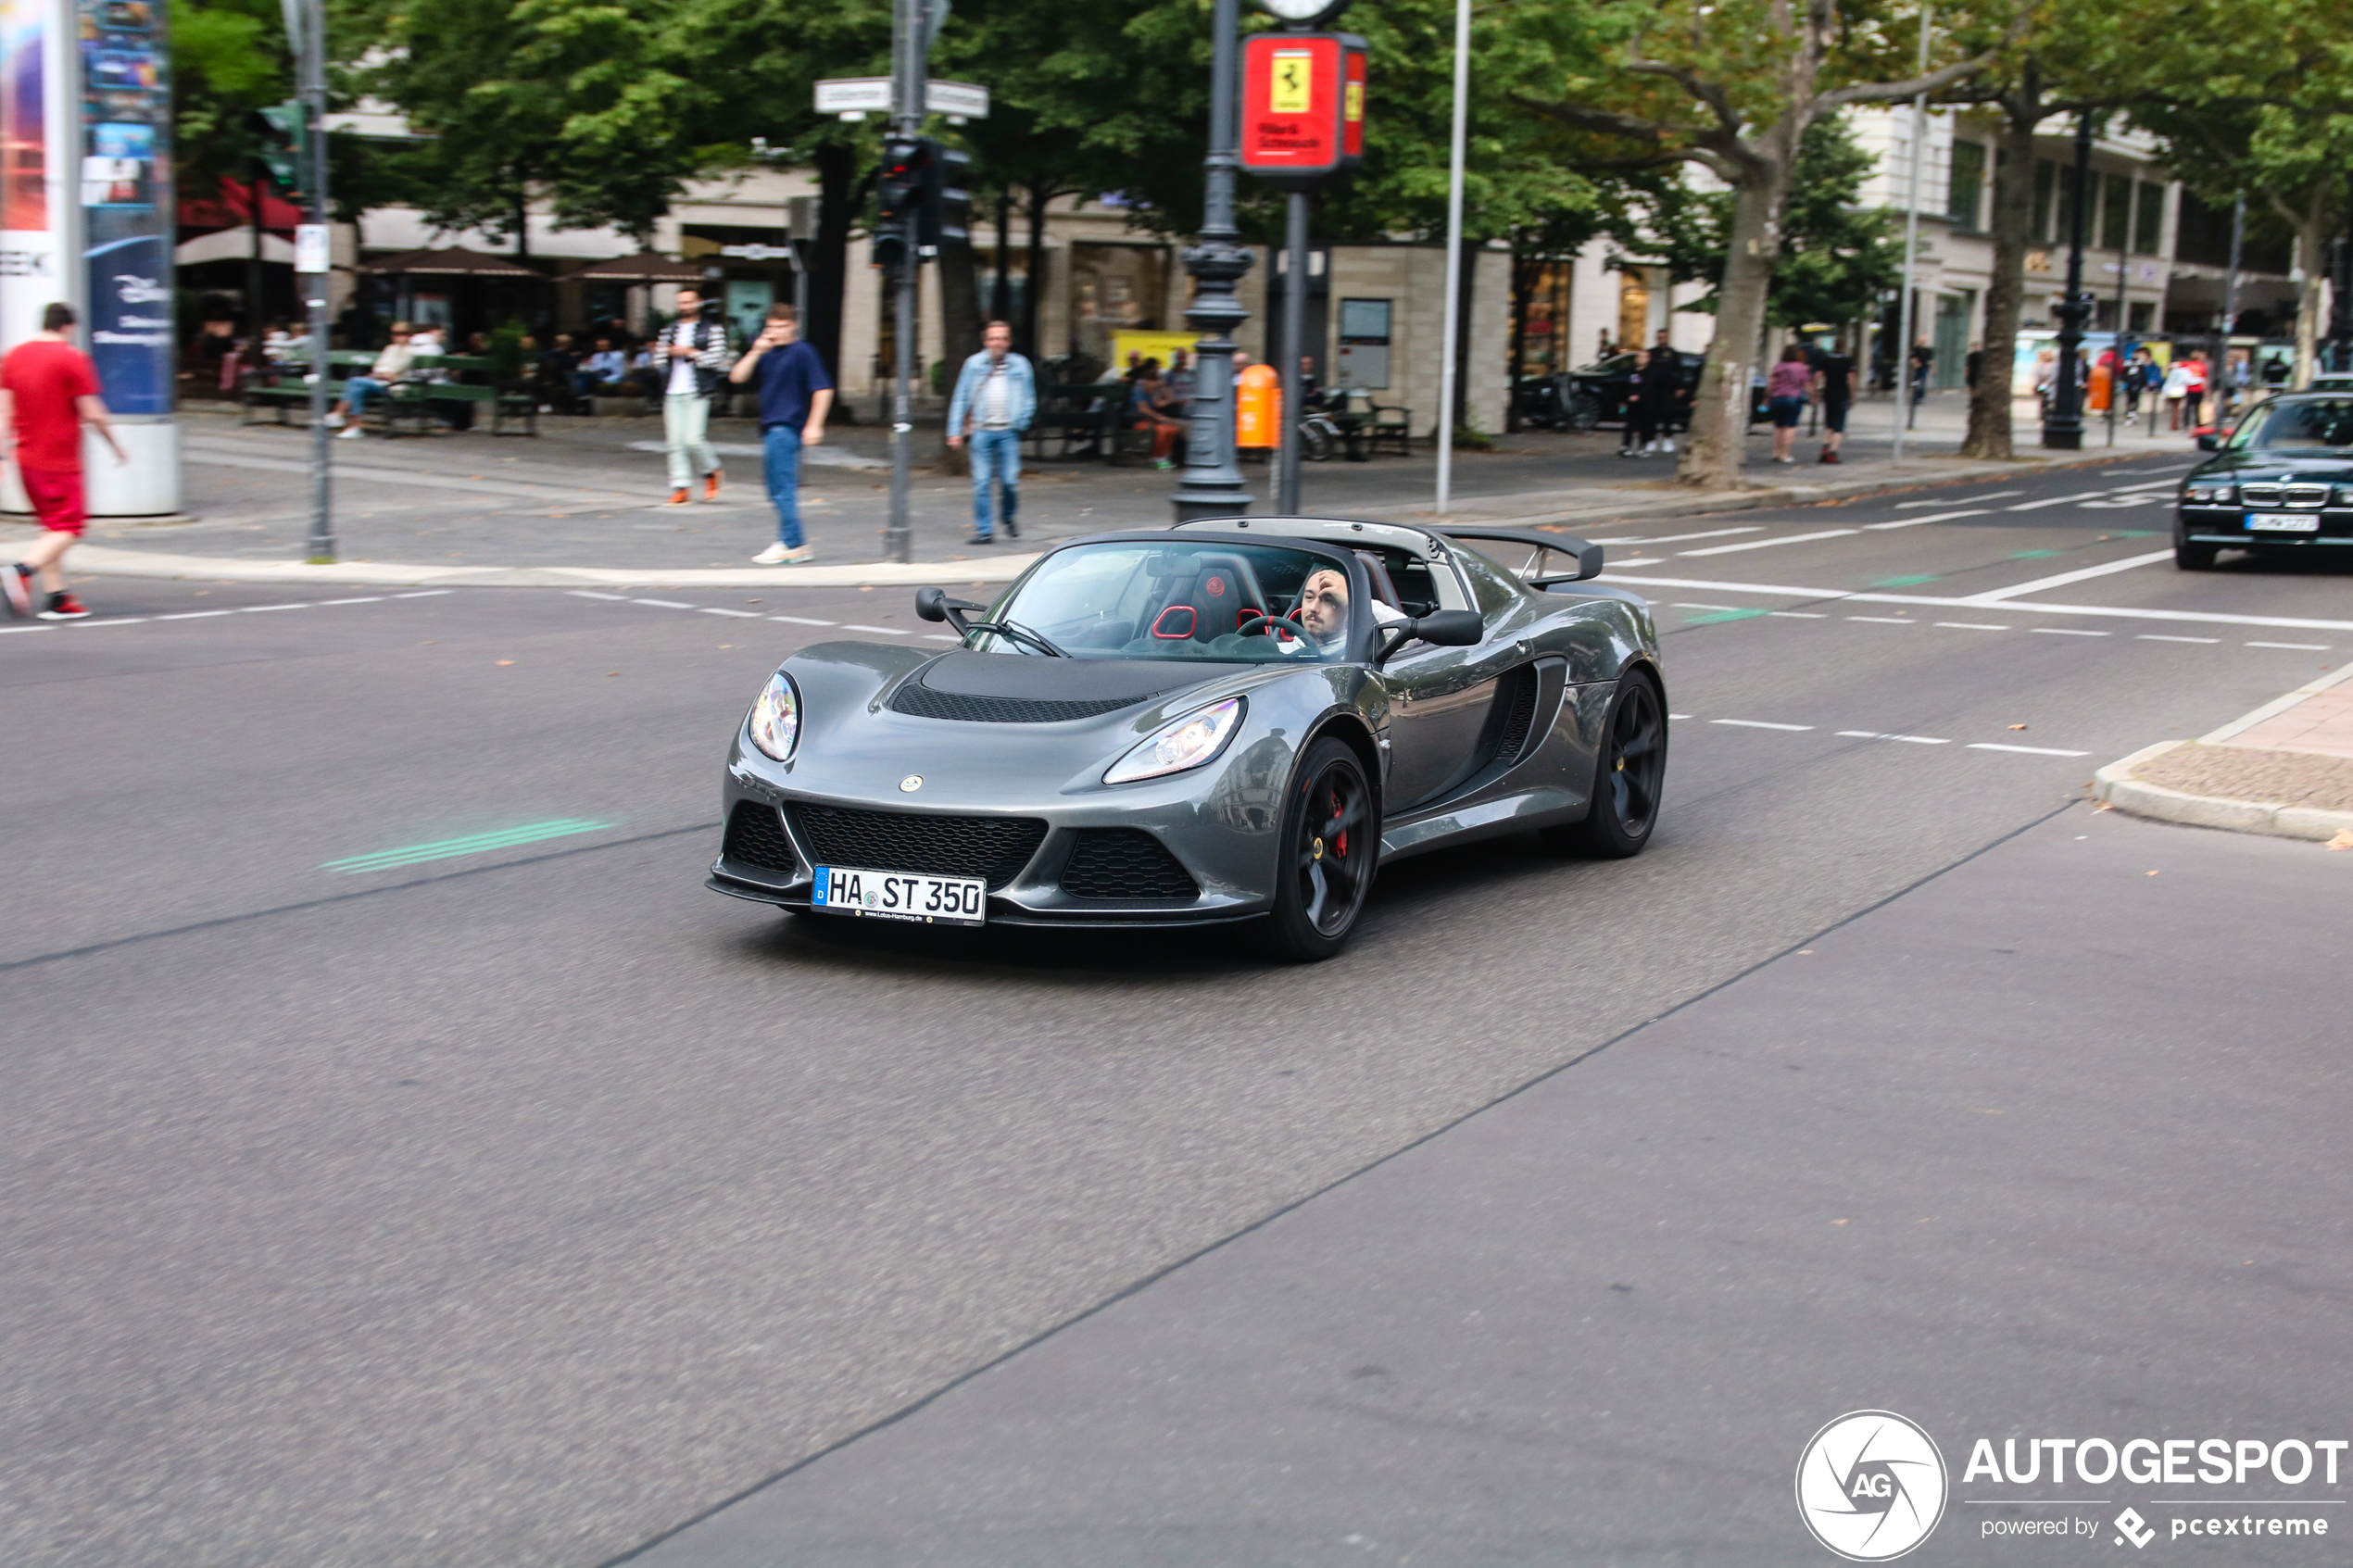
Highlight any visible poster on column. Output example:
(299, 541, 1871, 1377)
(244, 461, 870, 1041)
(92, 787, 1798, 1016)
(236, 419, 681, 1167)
(0, 0, 61, 350)
(78, 0, 170, 413)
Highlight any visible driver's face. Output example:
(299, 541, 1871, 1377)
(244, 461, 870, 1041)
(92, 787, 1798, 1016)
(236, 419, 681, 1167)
(1299, 570, 1348, 639)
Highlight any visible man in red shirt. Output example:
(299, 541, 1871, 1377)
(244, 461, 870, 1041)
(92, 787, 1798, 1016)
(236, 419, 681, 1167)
(2, 302, 128, 620)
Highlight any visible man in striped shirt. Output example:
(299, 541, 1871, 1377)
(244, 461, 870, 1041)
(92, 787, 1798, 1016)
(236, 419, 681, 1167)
(651, 286, 733, 506)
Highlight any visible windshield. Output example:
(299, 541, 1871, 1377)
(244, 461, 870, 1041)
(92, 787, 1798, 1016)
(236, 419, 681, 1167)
(971, 540, 1355, 662)
(2229, 398, 2353, 451)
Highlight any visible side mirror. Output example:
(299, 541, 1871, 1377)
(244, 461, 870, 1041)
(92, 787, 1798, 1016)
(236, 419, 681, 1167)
(1376, 608, 1482, 665)
(915, 587, 988, 634)
(2196, 433, 2218, 451)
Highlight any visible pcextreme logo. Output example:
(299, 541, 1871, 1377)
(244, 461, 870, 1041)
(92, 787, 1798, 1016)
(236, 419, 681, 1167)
(1796, 1411, 1950, 1562)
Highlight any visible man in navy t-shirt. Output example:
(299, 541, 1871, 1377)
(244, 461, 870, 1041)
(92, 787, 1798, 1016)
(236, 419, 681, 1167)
(728, 302, 835, 565)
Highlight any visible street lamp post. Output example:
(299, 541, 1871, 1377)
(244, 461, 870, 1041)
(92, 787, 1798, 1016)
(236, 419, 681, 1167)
(2042, 109, 2094, 450)
(1171, 0, 1255, 522)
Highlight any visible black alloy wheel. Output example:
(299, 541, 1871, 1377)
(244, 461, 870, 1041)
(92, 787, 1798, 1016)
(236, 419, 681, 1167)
(2174, 527, 2218, 571)
(1545, 672, 1666, 859)
(1267, 735, 1378, 961)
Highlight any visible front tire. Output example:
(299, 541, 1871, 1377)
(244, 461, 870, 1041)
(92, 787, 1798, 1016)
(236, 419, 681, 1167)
(2174, 532, 2218, 571)
(1544, 671, 1666, 859)
(1266, 736, 1378, 961)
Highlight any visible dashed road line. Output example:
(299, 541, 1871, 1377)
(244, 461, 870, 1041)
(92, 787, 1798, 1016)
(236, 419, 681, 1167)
(319, 596, 386, 606)
(2005, 490, 2112, 511)
(1969, 742, 2090, 757)
(632, 598, 696, 609)
(844, 623, 909, 635)
(1848, 616, 1915, 624)
(2247, 641, 2329, 650)
(1681, 529, 1857, 557)
(2032, 627, 2108, 636)
(156, 609, 234, 621)
(392, 590, 451, 598)
(1894, 491, 2021, 508)
(1837, 731, 1950, 745)
(1713, 718, 1814, 731)
(3, 592, 453, 637)
(568, 590, 628, 601)
(1935, 622, 2010, 632)
(1769, 610, 1827, 618)
(2140, 633, 2220, 644)
(700, 608, 762, 618)
(1587, 526, 1766, 546)
(769, 615, 838, 626)
(1866, 508, 1991, 529)
(1960, 549, 2175, 604)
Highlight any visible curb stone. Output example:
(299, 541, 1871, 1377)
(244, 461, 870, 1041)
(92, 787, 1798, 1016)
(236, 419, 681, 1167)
(31, 449, 2173, 590)
(2093, 666, 2353, 842)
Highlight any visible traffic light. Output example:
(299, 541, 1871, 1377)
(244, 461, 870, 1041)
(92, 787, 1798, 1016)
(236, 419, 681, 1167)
(245, 100, 308, 197)
(920, 144, 971, 255)
(872, 135, 923, 273)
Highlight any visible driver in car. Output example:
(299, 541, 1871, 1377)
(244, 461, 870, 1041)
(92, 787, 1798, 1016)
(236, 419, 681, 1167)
(1296, 568, 1350, 649)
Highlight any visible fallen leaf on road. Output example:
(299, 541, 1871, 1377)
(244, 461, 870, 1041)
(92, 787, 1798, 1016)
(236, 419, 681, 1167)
(2094, 802, 2114, 811)
(2147, 870, 2159, 876)
(2328, 830, 2353, 851)
(2008, 723, 2029, 731)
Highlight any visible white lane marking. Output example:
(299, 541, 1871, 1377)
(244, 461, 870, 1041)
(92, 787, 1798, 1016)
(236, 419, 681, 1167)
(0, 623, 53, 633)
(1770, 610, 1827, 618)
(701, 608, 762, 618)
(1969, 742, 2091, 757)
(1668, 712, 1691, 719)
(2078, 493, 2162, 508)
(318, 596, 385, 606)
(393, 590, 452, 598)
(2104, 476, 2185, 494)
(2032, 627, 2108, 636)
(238, 602, 315, 612)
(1713, 718, 1813, 731)
(844, 623, 909, 634)
(1865, 508, 1990, 529)
(633, 598, 695, 608)
(2005, 490, 2112, 511)
(1935, 621, 2010, 632)
(1961, 549, 2175, 604)
(1895, 491, 2021, 508)
(769, 615, 837, 626)
(2247, 641, 2329, 650)
(1848, 616, 1916, 624)
(1605, 558, 1666, 568)
(1593, 573, 2353, 632)
(1670, 602, 1743, 611)
(921, 633, 961, 642)
(1681, 529, 1858, 557)
(2140, 633, 2219, 644)
(1837, 731, 1950, 745)
(156, 609, 234, 620)
(69, 617, 148, 626)
(1586, 526, 1766, 546)
(569, 589, 628, 601)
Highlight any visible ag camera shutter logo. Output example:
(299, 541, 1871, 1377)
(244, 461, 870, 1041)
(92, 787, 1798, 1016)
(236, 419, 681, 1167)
(1795, 1411, 1948, 1561)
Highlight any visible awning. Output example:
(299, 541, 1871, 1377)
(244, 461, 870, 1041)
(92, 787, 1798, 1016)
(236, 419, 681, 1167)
(358, 246, 547, 278)
(560, 250, 707, 283)
(177, 228, 296, 267)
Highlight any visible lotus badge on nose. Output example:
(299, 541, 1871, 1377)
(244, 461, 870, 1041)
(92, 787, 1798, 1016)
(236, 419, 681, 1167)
(900, 774, 923, 792)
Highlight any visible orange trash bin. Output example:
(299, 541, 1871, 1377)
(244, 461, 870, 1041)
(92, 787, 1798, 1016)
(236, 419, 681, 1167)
(1236, 362, 1281, 449)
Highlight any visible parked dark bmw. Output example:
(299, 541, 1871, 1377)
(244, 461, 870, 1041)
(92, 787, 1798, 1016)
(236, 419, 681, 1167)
(2176, 394, 2353, 569)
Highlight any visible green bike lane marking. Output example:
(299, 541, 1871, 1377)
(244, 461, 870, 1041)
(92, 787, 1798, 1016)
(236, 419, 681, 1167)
(322, 819, 618, 873)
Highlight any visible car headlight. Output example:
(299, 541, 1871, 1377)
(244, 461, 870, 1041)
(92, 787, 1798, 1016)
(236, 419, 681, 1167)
(1104, 696, 1244, 784)
(747, 671, 800, 761)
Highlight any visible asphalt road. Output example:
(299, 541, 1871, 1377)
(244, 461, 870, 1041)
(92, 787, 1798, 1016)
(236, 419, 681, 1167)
(6, 452, 2348, 1567)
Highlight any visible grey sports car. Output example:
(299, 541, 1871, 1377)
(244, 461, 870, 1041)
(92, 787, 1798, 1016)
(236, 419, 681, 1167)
(707, 517, 1666, 960)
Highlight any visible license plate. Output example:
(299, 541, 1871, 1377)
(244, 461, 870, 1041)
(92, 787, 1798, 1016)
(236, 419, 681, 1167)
(2246, 512, 2321, 532)
(811, 864, 987, 925)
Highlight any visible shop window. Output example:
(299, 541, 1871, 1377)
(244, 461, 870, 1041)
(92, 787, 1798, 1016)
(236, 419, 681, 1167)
(2032, 160, 2054, 243)
(1946, 141, 1984, 229)
(2133, 183, 2164, 256)
(2101, 173, 2131, 252)
(1617, 270, 1650, 356)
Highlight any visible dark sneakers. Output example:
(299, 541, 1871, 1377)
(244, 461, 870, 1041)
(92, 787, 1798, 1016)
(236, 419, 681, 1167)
(38, 592, 90, 621)
(1, 564, 29, 618)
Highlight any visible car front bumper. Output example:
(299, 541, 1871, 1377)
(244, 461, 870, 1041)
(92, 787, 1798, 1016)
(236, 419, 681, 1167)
(2178, 505, 2353, 546)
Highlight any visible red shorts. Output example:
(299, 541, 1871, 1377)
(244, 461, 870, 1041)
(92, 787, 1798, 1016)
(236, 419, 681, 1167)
(19, 465, 86, 536)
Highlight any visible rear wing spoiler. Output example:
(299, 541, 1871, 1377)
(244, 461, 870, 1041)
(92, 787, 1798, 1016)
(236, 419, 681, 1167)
(1436, 527, 1604, 586)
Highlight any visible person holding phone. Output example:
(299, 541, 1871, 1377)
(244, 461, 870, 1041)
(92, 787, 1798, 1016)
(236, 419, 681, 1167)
(729, 302, 832, 565)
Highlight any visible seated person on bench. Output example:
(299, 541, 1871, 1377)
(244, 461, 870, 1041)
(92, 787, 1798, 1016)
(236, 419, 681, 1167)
(322, 322, 415, 438)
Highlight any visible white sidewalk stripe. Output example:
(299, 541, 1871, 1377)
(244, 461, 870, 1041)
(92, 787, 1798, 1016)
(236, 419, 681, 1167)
(1963, 549, 2175, 604)
(1681, 529, 1857, 557)
(1866, 508, 1990, 529)
(1969, 742, 2091, 757)
(1713, 718, 1813, 731)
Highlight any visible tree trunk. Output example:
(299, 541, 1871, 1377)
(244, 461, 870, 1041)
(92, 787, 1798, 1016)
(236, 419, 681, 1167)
(1964, 78, 2042, 459)
(808, 141, 865, 402)
(937, 240, 980, 476)
(1022, 184, 1052, 361)
(2287, 186, 2328, 389)
(1680, 167, 1789, 487)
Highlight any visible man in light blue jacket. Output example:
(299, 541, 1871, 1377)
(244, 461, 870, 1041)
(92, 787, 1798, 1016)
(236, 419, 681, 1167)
(945, 320, 1036, 544)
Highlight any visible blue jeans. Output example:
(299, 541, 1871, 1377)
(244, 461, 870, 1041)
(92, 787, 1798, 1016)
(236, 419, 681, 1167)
(969, 427, 1020, 536)
(761, 424, 805, 548)
(344, 375, 387, 416)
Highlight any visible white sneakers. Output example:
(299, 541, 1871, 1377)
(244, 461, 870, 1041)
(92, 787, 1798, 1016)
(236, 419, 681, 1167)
(752, 543, 815, 565)
(336, 425, 364, 439)
(323, 411, 345, 429)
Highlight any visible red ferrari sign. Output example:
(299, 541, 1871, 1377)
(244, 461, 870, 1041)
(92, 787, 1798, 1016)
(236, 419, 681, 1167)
(1239, 32, 1365, 190)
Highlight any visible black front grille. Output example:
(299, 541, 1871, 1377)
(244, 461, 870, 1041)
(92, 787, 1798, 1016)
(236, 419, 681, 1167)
(722, 801, 799, 873)
(1059, 828, 1201, 900)
(1492, 665, 1541, 763)
(889, 683, 1140, 723)
(789, 804, 1048, 889)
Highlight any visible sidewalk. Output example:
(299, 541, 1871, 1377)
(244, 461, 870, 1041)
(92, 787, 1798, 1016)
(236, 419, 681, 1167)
(13, 392, 2194, 589)
(2095, 665, 2353, 844)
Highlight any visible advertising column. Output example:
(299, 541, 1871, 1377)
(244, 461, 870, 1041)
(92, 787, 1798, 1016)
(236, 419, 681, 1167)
(74, 0, 177, 513)
(1, 0, 65, 512)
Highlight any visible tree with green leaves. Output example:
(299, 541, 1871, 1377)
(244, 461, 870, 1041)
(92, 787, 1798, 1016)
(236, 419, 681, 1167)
(1516, 0, 2025, 488)
(173, 0, 293, 337)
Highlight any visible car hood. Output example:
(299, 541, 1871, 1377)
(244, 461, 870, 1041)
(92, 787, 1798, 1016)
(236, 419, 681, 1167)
(749, 641, 1329, 809)
(2193, 449, 2353, 483)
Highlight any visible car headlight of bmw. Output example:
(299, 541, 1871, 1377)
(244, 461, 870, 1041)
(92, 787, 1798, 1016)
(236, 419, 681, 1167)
(1104, 696, 1244, 784)
(2183, 483, 2234, 505)
(747, 671, 801, 761)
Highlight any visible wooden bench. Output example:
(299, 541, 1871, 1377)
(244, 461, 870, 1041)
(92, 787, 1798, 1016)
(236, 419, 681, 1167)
(240, 353, 536, 436)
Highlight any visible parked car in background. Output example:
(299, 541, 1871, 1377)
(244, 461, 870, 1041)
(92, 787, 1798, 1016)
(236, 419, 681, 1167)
(1518, 350, 1771, 433)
